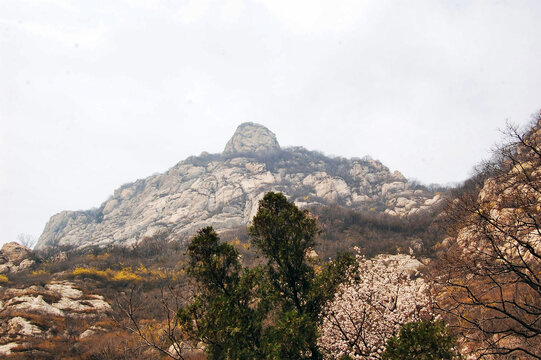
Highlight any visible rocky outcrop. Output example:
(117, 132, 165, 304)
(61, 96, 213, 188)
(223, 122, 280, 155)
(1, 242, 31, 263)
(0, 242, 34, 274)
(1, 282, 110, 317)
(36, 123, 444, 251)
(0, 281, 111, 356)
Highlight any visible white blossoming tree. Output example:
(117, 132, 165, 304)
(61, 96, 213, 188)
(318, 251, 432, 359)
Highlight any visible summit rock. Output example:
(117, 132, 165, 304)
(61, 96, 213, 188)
(223, 122, 280, 155)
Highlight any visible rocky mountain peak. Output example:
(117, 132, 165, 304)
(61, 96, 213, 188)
(223, 122, 280, 155)
(35, 122, 444, 251)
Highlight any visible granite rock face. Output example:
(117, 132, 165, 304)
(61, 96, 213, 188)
(36, 123, 443, 250)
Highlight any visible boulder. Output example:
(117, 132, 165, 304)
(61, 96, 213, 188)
(0, 343, 18, 356)
(1, 242, 31, 263)
(16, 258, 35, 271)
(0, 264, 10, 274)
(381, 182, 405, 196)
(7, 317, 42, 336)
(79, 325, 106, 339)
(168, 342, 206, 359)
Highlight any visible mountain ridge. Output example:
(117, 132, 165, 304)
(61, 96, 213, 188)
(35, 123, 443, 250)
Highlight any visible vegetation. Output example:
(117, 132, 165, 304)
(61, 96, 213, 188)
(437, 115, 541, 359)
(16, 233, 37, 249)
(382, 320, 460, 360)
(312, 204, 443, 259)
(1, 192, 453, 359)
(174, 192, 355, 359)
(0, 232, 192, 360)
(318, 251, 433, 359)
(71, 264, 175, 283)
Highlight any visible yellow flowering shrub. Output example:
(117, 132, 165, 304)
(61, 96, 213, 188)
(112, 268, 143, 281)
(72, 264, 183, 283)
(72, 267, 109, 279)
(32, 269, 49, 276)
(86, 253, 110, 261)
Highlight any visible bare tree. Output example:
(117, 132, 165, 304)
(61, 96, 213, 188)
(115, 283, 205, 360)
(16, 233, 37, 249)
(437, 114, 541, 359)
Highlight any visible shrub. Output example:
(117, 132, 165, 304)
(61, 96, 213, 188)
(382, 320, 460, 360)
(31, 269, 49, 276)
(72, 267, 109, 280)
(112, 268, 143, 282)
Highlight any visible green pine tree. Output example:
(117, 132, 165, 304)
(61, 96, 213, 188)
(176, 192, 355, 359)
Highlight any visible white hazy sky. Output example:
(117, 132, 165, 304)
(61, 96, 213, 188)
(1, 0, 540, 247)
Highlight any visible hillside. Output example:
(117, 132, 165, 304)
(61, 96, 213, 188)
(1, 200, 444, 359)
(435, 117, 541, 358)
(2, 117, 540, 359)
(36, 123, 443, 251)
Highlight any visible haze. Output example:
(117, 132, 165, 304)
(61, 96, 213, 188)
(1, 0, 540, 246)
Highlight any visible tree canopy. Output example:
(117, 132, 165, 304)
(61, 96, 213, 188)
(176, 192, 355, 359)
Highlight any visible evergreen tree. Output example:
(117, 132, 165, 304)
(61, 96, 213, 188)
(382, 320, 460, 360)
(249, 192, 321, 359)
(176, 192, 354, 359)
(177, 226, 269, 359)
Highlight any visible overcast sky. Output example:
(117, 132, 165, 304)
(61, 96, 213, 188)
(1, 0, 540, 247)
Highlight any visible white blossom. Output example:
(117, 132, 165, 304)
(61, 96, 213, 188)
(319, 252, 432, 359)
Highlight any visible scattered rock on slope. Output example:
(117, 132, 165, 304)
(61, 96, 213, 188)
(0, 281, 112, 356)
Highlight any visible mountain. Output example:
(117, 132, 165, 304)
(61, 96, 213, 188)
(35, 123, 443, 250)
